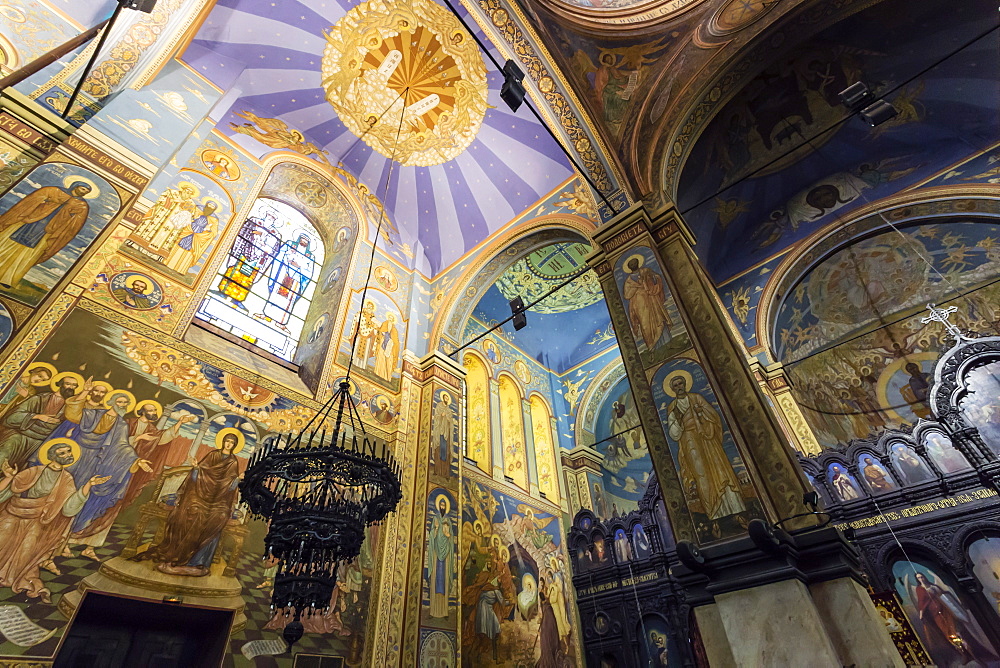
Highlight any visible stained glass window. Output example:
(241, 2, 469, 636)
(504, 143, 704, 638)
(195, 198, 324, 361)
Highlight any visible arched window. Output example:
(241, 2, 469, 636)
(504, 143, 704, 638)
(463, 353, 491, 473)
(530, 394, 559, 502)
(195, 198, 324, 362)
(498, 374, 528, 490)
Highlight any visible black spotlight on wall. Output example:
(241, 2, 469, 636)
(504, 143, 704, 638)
(859, 99, 898, 127)
(509, 296, 527, 330)
(500, 60, 526, 112)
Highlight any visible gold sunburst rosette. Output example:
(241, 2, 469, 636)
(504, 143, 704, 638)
(321, 0, 489, 167)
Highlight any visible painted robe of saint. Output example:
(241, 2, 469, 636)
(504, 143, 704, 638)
(137, 432, 240, 576)
(0, 441, 108, 602)
(427, 496, 454, 618)
(622, 257, 672, 352)
(374, 313, 399, 381)
(431, 393, 455, 478)
(263, 233, 316, 327)
(164, 201, 218, 274)
(0, 181, 92, 288)
(136, 183, 198, 250)
(665, 375, 745, 520)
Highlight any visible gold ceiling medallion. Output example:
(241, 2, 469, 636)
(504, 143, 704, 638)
(321, 0, 489, 167)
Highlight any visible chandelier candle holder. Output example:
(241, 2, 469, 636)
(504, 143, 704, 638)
(239, 380, 402, 649)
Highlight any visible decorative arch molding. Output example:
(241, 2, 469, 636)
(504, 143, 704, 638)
(430, 215, 595, 351)
(757, 192, 1000, 362)
(574, 356, 627, 448)
(650, 0, 893, 201)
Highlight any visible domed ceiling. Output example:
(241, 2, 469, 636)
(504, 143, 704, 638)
(675, 0, 999, 283)
(471, 241, 616, 372)
(178, 0, 575, 274)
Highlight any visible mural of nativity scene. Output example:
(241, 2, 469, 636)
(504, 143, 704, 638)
(0, 0, 996, 665)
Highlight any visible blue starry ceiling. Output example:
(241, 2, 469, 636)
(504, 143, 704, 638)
(469, 242, 616, 373)
(179, 0, 574, 275)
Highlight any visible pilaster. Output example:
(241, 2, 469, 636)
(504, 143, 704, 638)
(523, 397, 539, 497)
(488, 377, 504, 482)
(750, 360, 823, 457)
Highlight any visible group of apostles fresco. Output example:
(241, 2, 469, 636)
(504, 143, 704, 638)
(0, 361, 207, 603)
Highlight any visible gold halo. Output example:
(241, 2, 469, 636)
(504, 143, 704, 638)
(200, 197, 222, 211)
(49, 371, 84, 393)
(215, 427, 246, 453)
(26, 362, 57, 386)
(623, 253, 645, 272)
(38, 438, 81, 467)
(134, 399, 162, 417)
(104, 389, 136, 412)
(473, 519, 484, 535)
(62, 175, 100, 199)
(662, 369, 693, 397)
(124, 274, 152, 289)
(177, 181, 200, 197)
(432, 493, 451, 515)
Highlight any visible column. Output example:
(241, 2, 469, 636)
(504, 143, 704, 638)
(382, 351, 465, 666)
(750, 360, 823, 457)
(523, 397, 539, 496)
(489, 378, 504, 481)
(588, 203, 902, 666)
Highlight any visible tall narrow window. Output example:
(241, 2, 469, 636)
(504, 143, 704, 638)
(530, 395, 559, 502)
(463, 353, 491, 473)
(498, 375, 528, 490)
(195, 198, 324, 361)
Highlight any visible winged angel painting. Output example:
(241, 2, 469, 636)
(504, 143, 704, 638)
(229, 111, 330, 164)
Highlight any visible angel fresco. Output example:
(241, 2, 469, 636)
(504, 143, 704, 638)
(229, 111, 329, 164)
(570, 41, 668, 134)
(896, 565, 999, 665)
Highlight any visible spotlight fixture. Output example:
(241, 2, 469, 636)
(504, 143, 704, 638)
(860, 99, 898, 127)
(838, 81, 872, 109)
(120, 0, 158, 11)
(509, 296, 527, 331)
(500, 60, 526, 112)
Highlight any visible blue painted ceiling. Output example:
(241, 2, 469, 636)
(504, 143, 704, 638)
(677, 0, 1000, 283)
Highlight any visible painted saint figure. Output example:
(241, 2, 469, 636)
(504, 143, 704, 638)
(0, 372, 80, 469)
(664, 373, 745, 520)
(862, 457, 895, 493)
(0, 180, 93, 288)
(829, 464, 860, 501)
(262, 232, 316, 328)
(353, 301, 378, 368)
(427, 494, 454, 619)
(217, 213, 278, 306)
(136, 428, 241, 576)
(111, 277, 155, 309)
(0, 440, 109, 601)
(164, 200, 219, 274)
(374, 312, 400, 381)
(431, 392, 456, 478)
(622, 255, 672, 352)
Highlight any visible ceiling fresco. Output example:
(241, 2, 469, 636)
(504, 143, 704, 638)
(181, 0, 574, 275)
(469, 242, 616, 372)
(675, 0, 999, 282)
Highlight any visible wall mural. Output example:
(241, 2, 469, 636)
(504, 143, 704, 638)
(613, 244, 687, 368)
(774, 221, 1000, 449)
(339, 287, 405, 392)
(649, 355, 762, 542)
(0, 161, 122, 307)
(0, 305, 381, 661)
(498, 375, 529, 491)
(122, 169, 231, 285)
(590, 375, 649, 520)
(424, 488, 458, 625)
(461, 478, 574, 667)
(891, 560, 999, 666)
(675, 0, 997, 281)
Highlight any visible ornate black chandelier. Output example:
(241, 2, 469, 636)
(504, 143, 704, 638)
(240, 87, 410, 651)
(240, 381, 402, 643)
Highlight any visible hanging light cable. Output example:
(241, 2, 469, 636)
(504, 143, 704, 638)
(239, 90, 410, 652)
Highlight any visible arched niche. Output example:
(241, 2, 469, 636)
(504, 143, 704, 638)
(762, 207, 1000, 450)
(528, 392, 559, 502)
(430, 217, 595, 352)
(497, 372, 528, 491)
(183, 159, 364, 397)
(462, 350, 492, 474)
